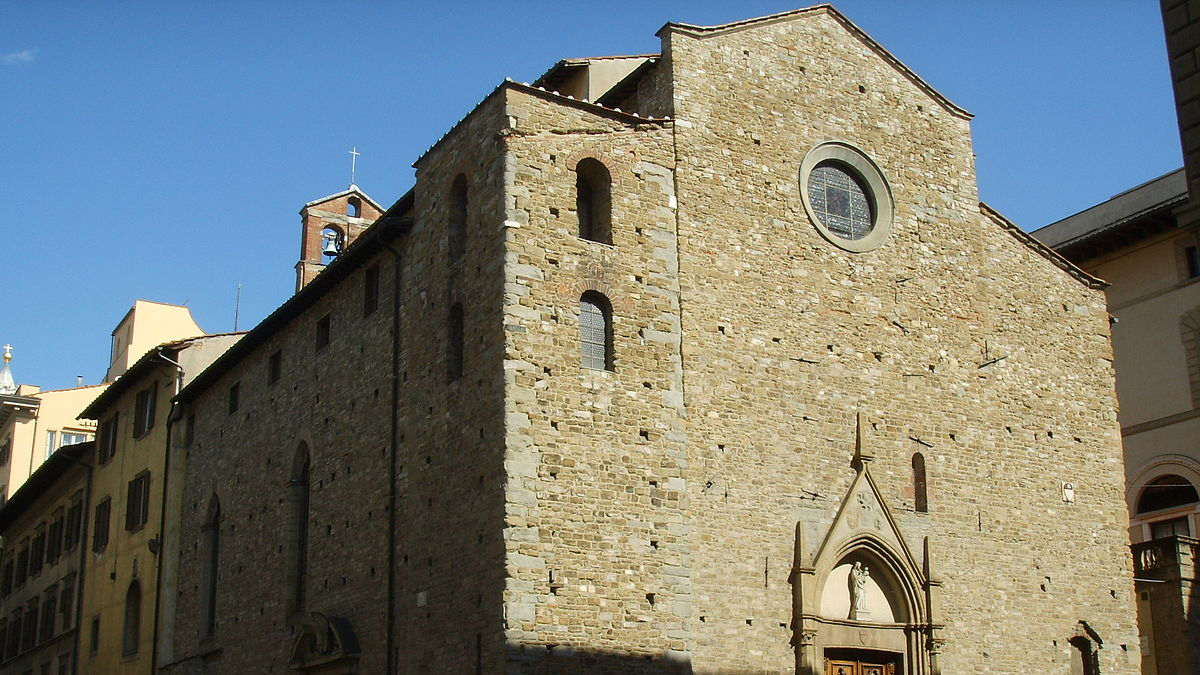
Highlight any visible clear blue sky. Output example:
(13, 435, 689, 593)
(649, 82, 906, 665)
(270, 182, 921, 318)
(1, 1, 1179, 391)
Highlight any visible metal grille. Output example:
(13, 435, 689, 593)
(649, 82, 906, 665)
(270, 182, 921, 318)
(807, 163, 873, 240)
(580, 297, 609, 370)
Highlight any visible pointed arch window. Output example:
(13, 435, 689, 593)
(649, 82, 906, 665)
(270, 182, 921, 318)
(288, 445, 311, 615)
(580, 292, 614, 371)
(200, 495, 220, 638)
(449, 174, 468, 259)
(576, 158, 612, 244)
(122, 580, 140, 656)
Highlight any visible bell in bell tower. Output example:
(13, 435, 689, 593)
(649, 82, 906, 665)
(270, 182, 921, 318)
(294, 158, 384, 292)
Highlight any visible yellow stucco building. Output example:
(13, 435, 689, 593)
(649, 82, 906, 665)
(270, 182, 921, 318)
(76, 331, 239, 674)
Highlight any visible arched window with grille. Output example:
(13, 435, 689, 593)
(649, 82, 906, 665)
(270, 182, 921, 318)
(576, 159, 612, 244)
(580, 292, 614, 371)
(449, 174, 468, 259)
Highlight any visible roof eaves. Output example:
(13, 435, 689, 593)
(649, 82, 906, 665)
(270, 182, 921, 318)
(1032, 168, 1188, 250)
(80, 333, 245, 420)
(302, 186, 386, 213)
(532, 53, 663, 90)
(413, 80, 672, 168)
(0, 441, 92, 532)
(979, 202, 1108, 290)
(595, 58, 660, 109)
(660, 4, 971, 120)
(175, 192, 415, 407)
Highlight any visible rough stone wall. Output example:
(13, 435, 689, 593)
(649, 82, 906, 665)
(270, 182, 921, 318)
(499, 87, 685, 673)
(162, 263, 397, 674)
(162, 94, 511, 675)
(658, 9, 1139, 675)
(400, 91, 510, 675)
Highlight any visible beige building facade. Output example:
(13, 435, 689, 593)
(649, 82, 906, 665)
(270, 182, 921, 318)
(161, 7, 1139, 675)
(1027, 2, 1200, 672)
(0, 441, 92, 675)
(75, 332, 239, 675)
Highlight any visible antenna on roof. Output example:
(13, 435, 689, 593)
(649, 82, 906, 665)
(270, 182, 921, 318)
(234, 283, 242, 331)
(348, 146, 360, 188)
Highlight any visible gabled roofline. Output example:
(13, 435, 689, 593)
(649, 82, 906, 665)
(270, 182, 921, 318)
(413, 80, 672, 168)
(659, 4, 972, 120)
(80, 332, 246, 419)
(979, 202, 1108, 290)
(176, 191, 416, 407)
(302, 185, 386, 214)
(532, 54, 661, 92)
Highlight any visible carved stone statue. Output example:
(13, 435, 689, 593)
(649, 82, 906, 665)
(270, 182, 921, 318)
(849, 562, 870, 620)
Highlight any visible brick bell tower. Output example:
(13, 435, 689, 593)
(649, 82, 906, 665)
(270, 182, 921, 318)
(295, 184, 384, 292)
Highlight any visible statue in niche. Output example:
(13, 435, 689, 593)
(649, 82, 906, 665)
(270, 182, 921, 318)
(849, 562, 871, 620)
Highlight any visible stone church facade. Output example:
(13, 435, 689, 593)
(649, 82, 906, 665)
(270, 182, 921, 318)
(157, 7, 1140, 675)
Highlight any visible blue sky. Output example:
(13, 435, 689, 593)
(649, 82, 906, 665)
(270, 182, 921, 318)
(0, 1, 1179, 391)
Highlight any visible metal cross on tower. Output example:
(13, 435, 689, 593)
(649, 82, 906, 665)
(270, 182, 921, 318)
(348, 147, 360, 186)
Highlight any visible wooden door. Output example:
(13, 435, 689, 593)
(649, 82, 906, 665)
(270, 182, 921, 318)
(825, 658, 894, 675)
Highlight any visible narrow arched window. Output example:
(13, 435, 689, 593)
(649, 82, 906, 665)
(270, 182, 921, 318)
(347, 196, 362, 218)
(576, 159, 612, 244)
(200, 495, 220, 638)
(912, 453, 928, 513)
(288, 444, 310, 615)
(448, 303, 464, 381)
(580, 292, 614, 371)
(122, 580, 141, 656)
(449, 174, 468, 259)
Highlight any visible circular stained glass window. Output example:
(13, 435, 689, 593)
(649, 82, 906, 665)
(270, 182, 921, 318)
(799, 142, 893, 253)
(806, 162, 874, 241)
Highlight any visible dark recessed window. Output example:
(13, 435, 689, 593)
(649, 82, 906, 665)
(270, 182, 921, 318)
(268, 351, 281, 385)
(125, 472, 150, 532)
(98, 414, 118, 463)
(92, 499, 111, 552)
(1186, 246, 1200, 279)
(1137, 474, 1199, 514)
(363, 265, 380, 317)
(316, 314, 331, 351)
(228, 383, 240, 415)
(133, 385, 156, 438)
(64, 498, 82, 551)
(122, 580, 140, 656)
(576, 158, 612, 244)
(185, 415, 196, 448)
(912, 453, 928, 513)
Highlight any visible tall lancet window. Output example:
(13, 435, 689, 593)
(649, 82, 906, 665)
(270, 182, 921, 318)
(576, 158, 612, 244)
(122, 580, 141, 656)
(288, 444, 311, 615)
(912, 453, 928, 513)
(200, 494, 220, 638)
